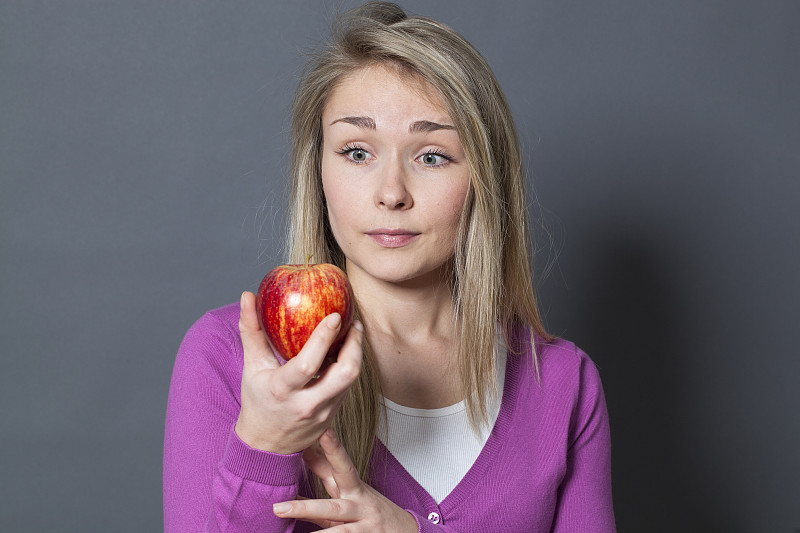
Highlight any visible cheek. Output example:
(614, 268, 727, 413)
(439, 180, 470, 228)
(321, 182, 341, 232)
(428, 180, 469, 257)
(321, 163, 353, 241)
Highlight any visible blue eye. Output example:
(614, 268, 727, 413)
(350, 149, 368, 162)
(336, 145, 372, 164)
(421, 153, 441, 165)
(419, 151, 452, 167)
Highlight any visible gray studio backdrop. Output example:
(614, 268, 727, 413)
(2, 1, 798, 531)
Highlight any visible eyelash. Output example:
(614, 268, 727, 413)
(334, 144, 455, 167)
(335, 144, 368, 162)
(418, 148, 454, 168)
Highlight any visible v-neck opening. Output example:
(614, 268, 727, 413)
(372, 342, 524, 514)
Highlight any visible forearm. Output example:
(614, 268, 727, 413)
(203, 429, 305, 532)
(165, 405, 306, 532)
(164, 310, 306, 532)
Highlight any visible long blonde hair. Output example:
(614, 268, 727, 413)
(285, 1, 551, 491)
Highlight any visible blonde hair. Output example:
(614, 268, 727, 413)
(285, 1, 551, 491)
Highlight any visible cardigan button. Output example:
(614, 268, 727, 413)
(427, 512, 440, 524)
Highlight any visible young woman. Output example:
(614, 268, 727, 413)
(164, 3, 615, 532)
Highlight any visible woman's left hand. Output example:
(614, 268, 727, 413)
(273, 429, 419, 532)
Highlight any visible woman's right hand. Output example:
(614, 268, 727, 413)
(234, 291, 363, 454)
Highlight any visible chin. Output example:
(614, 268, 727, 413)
(348, 256, 452, 287)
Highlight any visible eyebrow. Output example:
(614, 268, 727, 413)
(329, 116, 456, 133)
(409, 120, 456, 134)
(330, 116, 376, 129)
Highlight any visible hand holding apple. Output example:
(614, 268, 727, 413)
(235, 280, 362, 454)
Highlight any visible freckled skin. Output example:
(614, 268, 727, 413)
(255, 264, 354, 361)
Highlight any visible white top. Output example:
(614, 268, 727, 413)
(377, 344, 507, 504)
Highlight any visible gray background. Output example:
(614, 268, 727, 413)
(2, 1, 798, 531)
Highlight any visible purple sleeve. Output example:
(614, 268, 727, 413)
(163, 309, 307, 532)
(550, 348, 616, 533)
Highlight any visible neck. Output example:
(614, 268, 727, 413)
(345, 261, 464, 408)
(347, 262, 457, 342)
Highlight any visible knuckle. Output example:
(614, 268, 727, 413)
(316, 407, 334, 426)
(317, 409, 335, 427)
(327, 499, 343, 516)
(296, 403, 317, 422)
(268, 380, 289, 402)
(337, 363, 360, 383)
(295, 359, 316, 378)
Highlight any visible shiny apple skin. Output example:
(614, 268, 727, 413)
(255, 263, 354, 361)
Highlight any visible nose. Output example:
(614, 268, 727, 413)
(374, 158, 413, 210)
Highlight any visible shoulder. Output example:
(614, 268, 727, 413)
(538, 336, 597, 377)
(180, 302, 242, 352)
(192, 301, 242, 332)
(509, 326, 605, 397)
(172, 302, 244, 393)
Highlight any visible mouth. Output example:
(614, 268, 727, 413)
(365, 228, 421, 248)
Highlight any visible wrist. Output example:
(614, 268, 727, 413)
(234, 416, 296, 454)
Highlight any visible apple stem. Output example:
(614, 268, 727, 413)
(306, 254, 312, 267)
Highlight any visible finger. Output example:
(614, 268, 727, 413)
(238, 291, 280, 370)
(292, 495, 341, 527)
(297, 517, 343, 529)
(302, 443, 340, 498)
(318, 429, 362, 494)
(273, 498, 358, 523)
(320, 524, 372, 533)
(281, 313, 343, 389)
(312, 321, 364, 399)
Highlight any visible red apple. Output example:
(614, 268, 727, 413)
(255, 263, 354, 364)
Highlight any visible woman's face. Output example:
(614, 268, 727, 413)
(321, 64, 471, 287)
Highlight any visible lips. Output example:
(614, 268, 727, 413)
(365, 228, 420, 248)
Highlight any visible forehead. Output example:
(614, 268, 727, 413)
(323, 63, 450, 119)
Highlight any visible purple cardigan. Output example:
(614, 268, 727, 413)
(164, 303, 616, 532)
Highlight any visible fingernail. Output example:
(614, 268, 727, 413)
(273, 502, 291, 515)
(326, 313, 341, 329)
(240, 291, 246, 307)
(353, 320, 364, 332)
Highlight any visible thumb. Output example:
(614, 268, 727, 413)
(238, 291, 280, 370)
